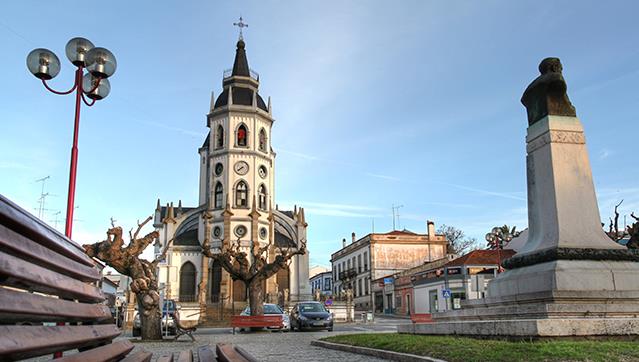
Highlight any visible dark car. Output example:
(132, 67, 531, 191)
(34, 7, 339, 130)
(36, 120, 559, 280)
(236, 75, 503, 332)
(290, 301, 333, 332)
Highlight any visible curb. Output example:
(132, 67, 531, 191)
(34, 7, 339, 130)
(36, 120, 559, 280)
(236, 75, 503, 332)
(310, 340, 446, 362)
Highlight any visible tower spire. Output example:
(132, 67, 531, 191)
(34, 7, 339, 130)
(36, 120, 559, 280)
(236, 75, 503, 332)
(231, 16, 250, 77)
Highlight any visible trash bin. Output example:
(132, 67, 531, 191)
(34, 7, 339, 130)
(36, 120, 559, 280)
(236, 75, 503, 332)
(361, 312, 367, 323)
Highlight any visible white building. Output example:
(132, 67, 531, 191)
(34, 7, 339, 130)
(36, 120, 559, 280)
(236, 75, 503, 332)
(331, 222, 448, 311)
(153, 37, 311, 321)
(412, 249, 515, 314)
(309, 271, 332, 298)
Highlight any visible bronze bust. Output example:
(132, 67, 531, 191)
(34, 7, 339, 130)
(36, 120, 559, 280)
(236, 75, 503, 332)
(521, 57, 576, 125)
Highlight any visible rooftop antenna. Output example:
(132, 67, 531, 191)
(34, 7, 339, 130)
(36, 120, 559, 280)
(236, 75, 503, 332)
(50, 211, 62, 229)
(233, 16, 248, 40)
(35, 176, 50, 219)
(391, 204, 403, 231)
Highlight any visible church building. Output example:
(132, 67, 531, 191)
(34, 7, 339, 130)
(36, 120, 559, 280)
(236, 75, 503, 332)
(152, 35, 311, 320)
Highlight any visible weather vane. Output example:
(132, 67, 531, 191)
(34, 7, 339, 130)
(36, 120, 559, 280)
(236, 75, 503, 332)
(233, 16, 248, 40)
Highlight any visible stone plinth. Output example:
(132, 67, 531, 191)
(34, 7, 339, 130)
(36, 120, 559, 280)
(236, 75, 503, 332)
(403, 114, 639, 337)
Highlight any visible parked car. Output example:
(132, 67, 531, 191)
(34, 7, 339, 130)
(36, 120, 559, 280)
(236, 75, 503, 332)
(239, 303, 290, 332)
(289, 301, 333, 332)
(132, 299, 178, 337)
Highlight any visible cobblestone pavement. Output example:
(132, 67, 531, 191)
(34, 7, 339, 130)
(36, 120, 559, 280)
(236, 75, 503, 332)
(124, 329, 390, 362)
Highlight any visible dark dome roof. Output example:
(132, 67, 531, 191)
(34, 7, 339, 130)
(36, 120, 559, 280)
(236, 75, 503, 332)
(214, 86, 268, 112)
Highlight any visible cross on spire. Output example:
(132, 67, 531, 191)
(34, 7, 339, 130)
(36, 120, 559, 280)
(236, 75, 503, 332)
(233, 16, 248, 40)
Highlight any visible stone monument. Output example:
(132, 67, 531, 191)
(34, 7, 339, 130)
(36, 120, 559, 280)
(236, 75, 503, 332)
(399, 58, 639, 337)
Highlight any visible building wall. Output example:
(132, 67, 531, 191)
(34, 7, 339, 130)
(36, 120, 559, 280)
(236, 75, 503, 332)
(372, 243, 445, 280)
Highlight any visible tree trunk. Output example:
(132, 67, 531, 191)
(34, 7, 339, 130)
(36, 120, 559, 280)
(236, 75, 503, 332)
(136, 291, 163, 340)
(248, 278, 264, 316)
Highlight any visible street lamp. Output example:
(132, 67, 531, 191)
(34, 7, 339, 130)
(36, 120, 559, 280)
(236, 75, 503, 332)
(26, 37, 116, 239)
(485, 225, 519, 272)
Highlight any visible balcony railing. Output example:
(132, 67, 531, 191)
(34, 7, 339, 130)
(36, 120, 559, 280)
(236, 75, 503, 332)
(338, 268, 357, 280)
(179, 294, 197, 303)
(223, 68, 260, 80)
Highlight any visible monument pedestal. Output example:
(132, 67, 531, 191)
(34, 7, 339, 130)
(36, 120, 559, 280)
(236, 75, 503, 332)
(400, 113, 639, 337)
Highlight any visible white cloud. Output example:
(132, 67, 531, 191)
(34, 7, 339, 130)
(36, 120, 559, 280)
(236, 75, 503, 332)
(365, 173, 401, 182)
(598, 148, 614, 160)
(278, 200, 384, 218)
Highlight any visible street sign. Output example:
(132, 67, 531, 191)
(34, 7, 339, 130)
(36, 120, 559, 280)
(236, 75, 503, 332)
(324, 299, 333, 306)
(383, 277, 394, 284)
(442, 289, 452, 298)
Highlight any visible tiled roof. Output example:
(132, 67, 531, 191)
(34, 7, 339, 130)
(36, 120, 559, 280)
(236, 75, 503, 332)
(445, 249, 516, 267)
(382, 229, 421, 236)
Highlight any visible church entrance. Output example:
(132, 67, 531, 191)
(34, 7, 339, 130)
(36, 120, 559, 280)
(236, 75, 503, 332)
(210, 260, 222, 303)
(179, 261, 197, 302)
(276, 266, 289, 305)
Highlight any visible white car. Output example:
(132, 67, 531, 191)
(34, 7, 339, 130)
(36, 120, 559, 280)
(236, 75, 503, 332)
(132, 312, 175, 337)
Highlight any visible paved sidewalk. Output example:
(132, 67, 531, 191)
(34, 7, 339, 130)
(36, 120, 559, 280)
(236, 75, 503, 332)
(123, 330, 390, 362)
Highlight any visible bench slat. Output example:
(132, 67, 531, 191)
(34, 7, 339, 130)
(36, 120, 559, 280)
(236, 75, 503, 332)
(0, 249, 104, 302)
(197, 345, 216, 362)
(0, 224, 101, 282)
(176, 349, 193, 362)
(216, 343, 250, 362)
(120, 350, 153, 362)
(57, 340, 134, 362)
(0, 194, 94, 267)
(0, 287, 112, 323)
(157, 354, 174, 362)
(0, 324, 120, 360)
(231, 315, 283, 328)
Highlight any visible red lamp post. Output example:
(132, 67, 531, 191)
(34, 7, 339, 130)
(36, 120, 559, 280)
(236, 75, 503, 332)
(27, 38, 116, 239)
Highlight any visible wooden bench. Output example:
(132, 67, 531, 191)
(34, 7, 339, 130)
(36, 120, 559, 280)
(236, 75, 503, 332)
(216, 343, 257, 362)
(230, 315, 283, 334)
(0, 195, 255, 361)
(174, 311, 197, 342)
(410, 313, 433, 323)
(0, 194, 140, 361)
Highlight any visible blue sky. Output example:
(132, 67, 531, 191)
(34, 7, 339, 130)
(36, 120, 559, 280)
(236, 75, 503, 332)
(1, 1, 638, 267)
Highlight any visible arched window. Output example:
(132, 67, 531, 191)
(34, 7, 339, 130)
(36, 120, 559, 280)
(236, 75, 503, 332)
(179, 262, 197, 303)
(237, 124, 247, 147)
(214, 182, 223, 209)
(258, 184, 267, 210)
(216, 125, 224, 148)
(235, 181, 248, 207)
(258, 128, 267, 152)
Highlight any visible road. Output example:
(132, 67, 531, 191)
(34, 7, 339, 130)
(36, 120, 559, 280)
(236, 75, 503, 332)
(122, 315, 408, 362)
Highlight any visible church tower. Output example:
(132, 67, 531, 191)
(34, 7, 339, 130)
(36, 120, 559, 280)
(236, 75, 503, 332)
(153, 30, 310, 319)
(200, 37, 274, 250)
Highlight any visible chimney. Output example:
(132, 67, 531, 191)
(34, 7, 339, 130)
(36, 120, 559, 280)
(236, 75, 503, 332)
(427, 220, 435, 239)
(342, 238, 346, 248)
(351, 232, 356, 243)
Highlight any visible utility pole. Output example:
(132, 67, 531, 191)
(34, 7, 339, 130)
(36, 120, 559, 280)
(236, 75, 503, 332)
(391, 204, 403, 231)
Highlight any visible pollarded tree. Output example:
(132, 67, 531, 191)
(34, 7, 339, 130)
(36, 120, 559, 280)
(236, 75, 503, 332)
(201, 216, 306, 316)
(83, 216, 171, 340)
